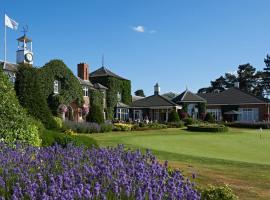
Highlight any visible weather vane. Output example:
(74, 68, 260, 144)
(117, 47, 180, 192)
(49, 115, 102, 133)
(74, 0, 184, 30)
(21, 25, 29, 36)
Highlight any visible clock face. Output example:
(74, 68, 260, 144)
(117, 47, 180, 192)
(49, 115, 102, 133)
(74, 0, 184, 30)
(25, 53, 33, 62)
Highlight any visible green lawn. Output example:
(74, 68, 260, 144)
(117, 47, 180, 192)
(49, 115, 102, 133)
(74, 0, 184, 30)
(85, 128, 270, 200)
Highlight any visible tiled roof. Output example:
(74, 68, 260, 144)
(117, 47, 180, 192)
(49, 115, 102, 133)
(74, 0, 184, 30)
(198, 87, 269, 105)
(0, 61, 18, 72)
(90, 66, 128, 80)
(132, 95, 145, 102)
(172, 90, 206, 103)
(116, 102, 129, 108)
(77, 77, 94, 87)
(130, 94, 178, 108)
(93, 83, 108, 90)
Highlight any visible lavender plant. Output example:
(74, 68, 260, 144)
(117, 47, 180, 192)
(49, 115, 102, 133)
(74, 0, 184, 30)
(0, 143, 200, 200)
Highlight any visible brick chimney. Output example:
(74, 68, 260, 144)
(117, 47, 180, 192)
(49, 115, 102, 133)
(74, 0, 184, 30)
(77, 63, 89, 81)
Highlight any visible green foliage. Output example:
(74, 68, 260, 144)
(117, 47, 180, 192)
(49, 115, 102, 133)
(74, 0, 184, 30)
(90, 76, 131, 119)
(134, 89, 145, 97)
(184, 117, 197, 126)
(39, 129, 98, 147)
(205, 113, 215, 123)
(0, 68, 41, 146)
(200, 185, 238, 200)
(86, 104, 104, 124)
(182, 103, 188, 113)
(198, 102, 206, 115)
(15, 65, 57, 128)
(168, 110, 180, 122)
(166, 121, 185, 128)
(187, 124, 229, 132)
(53, 117, 63, 129)
(227, 122, 270, 129)
(39, 59, 84, 114)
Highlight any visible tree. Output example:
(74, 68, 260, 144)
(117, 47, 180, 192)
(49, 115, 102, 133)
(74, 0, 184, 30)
(163, 92, 178, 100)
(134, 89, 145, 97)
(224, 73, 237, 88)
(237, 63, 256, 93)
(263, 54, 270, 98)
(210, 76, 227, 92)
(0, 68, 41, 146)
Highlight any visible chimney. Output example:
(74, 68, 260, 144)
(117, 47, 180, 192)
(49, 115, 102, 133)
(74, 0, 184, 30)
(154, 83, 160, 95)
(77, 63, 89, 81)
(234, 81, 239, 88)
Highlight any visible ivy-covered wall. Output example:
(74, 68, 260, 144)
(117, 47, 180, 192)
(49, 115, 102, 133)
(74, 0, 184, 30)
(38, 60, 84, 114)
(90, 76, 131, 119)
(15, 64, 56, 128)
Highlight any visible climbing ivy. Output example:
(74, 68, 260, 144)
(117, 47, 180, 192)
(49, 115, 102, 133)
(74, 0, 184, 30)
(90, 76, 131, 119)
(15, 64, 57, 128)
(38, 60, 84, 114)
(198, 102, 206, 115)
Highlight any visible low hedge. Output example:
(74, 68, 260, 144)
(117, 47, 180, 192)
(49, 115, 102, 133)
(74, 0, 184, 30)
(199, 184, 238, 200)
(165, 121, 185, 128)
(40, 129, 98, 147)
(227, 122, 270, 129)
(187, 124, 228, 132)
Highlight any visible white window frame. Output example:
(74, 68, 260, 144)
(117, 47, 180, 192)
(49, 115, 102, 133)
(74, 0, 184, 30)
(207, 109, 222, 121)
(54, 80, 59, 94)
(83, 86, 89, 97)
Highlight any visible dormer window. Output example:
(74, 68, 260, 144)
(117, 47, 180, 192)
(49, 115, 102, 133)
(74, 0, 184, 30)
(83, 86, 89, 97)
(54, 80, 59, 94)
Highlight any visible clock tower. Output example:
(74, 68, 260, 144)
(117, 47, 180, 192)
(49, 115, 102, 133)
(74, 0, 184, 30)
(16, 34, 33, 65)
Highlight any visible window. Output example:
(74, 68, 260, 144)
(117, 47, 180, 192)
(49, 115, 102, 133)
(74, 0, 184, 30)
(83, 86, 89, 97)
(116, 108, 129, 121)
(238, 108, 258, 122)
(117, 92, 122, 102)
(54, 80, 59, 94)
(207, 109, 222, 121)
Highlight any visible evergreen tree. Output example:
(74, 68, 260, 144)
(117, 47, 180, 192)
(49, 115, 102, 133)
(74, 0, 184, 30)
(134, 89, 145, 97)
(263, 54, 270, 98)
(237, 63, 256, 93)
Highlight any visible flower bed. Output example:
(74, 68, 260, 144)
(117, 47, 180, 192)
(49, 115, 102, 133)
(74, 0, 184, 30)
(0, 143, 199, 199)
(187, 124, 228, 133)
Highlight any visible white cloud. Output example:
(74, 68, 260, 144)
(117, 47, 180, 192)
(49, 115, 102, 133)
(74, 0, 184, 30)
(132, 26, 145, 33)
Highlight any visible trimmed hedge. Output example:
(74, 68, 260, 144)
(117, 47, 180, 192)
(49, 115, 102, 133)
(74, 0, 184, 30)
(227, 122, 270, 129)
(0, 68, 41, 146)
(187, 124, 229, 132)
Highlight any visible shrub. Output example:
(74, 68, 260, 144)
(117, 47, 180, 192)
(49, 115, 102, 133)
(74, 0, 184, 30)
(184, 117, 196, 126)
(166, 121, 185, 128)
(114, 123, 133, 131)
(205, 113, 215, 123)
(100, 123, 114, 132)
(0, 143, 199, 199)
(179, 111, 188, 119)
(227, 122, 270, 129)
(86, 104, 104, 124)
(53, 116, 63, 129)
(0, 68, 41, 146)
(187, 124, 228, 132)
(15, 65, 57, 129)
(168, 110, 180, 122)
(200, 185, 238, 200)
(63, 121, 102, 134)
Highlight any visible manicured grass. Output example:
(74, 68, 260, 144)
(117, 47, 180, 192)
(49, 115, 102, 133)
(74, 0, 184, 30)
(86, 128, 270, 200)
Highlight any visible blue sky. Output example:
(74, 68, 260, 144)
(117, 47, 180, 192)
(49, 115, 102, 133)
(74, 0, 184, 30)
(1, 0, 270, 96)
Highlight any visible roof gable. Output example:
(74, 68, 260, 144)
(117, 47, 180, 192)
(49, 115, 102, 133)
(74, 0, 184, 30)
(198, 87, 269, 105)
(90, 66, 128, 80)
(131, 94, 178, 108)
(172, 90, 206, 103)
